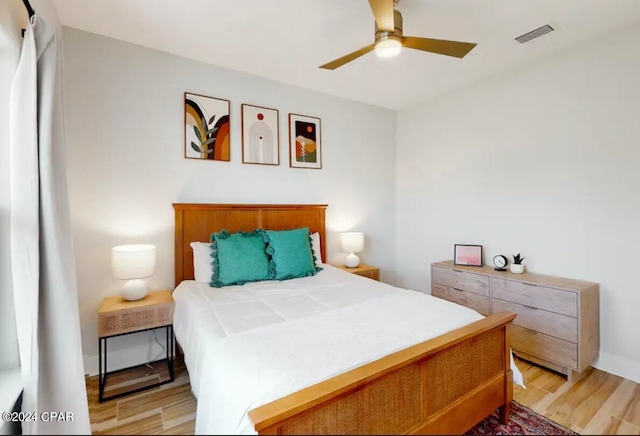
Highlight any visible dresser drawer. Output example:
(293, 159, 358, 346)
(492, 277, 577, 317)
(512, 326, 577, 369)
(432, 266, 489, 297)
(493, 298, 577, 342)
(432, 284, 490, 316)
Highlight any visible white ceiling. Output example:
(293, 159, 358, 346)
(53, 0, 640, 110)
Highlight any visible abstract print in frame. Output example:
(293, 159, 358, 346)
(289, 113, 322, 169)
(241, 104, 279, 165)
(184, 92, 230, 161)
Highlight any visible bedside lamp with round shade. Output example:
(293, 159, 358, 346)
(111, 244, 156, 301)
(340, 232, 364, 268)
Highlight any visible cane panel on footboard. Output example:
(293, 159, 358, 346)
(249, 312, 515, 435)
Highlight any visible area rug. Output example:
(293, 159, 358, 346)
(466, 401, 578, 435)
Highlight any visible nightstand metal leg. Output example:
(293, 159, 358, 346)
(166, 325, 175, 381)
(98, 337, 108, 402)
(98, 338, 101, 400)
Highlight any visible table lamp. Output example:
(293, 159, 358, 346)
(111, 244, 156, 301)
(340, 232, 364, 268)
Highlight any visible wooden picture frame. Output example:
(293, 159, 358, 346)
(454, 244, 483, 267)
(184, 92, 230, 161)
(288, 113, 322, 169)
(241, 104, 280, 165)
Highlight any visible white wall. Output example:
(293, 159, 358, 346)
(396, 23, 640, 382)
(62, 28, 397, 374)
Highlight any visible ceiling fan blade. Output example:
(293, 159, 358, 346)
(319, 44, 375, 70)
(368, 0, 395, 31)
(403, 36, 477, 58)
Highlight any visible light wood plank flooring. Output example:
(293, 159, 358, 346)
(86, 359, 195, 435)
(514, 359, 640, 435)
(86, 357, 640, 435)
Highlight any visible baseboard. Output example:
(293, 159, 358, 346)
(83, 340, 172, 376)
(593, 351, 640, 384)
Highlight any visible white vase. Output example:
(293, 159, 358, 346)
(510, 264, 525, 274)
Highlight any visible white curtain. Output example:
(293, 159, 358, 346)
(8, 2, 91, 434)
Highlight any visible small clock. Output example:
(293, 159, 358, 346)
(493, 255, 508, 271)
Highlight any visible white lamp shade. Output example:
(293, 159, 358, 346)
(111, 244, 156, 280)
(340, 232, 364, 254)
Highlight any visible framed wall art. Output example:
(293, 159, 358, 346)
(184, 92, 230, 161)
(454, 244, 483, 267)
(288, 113, 322, 169)
(241, 104, 279, 165)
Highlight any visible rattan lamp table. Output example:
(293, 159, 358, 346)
(98, 290, 175, 402)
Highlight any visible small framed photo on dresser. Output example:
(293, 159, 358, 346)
(454, 244, 483, 267)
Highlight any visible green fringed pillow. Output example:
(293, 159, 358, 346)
(265, 227, 322, 281)
(209, 229, 275, 288)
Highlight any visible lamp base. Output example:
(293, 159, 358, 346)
(120, 279, 148, 301)
(344, 253, 361, 268)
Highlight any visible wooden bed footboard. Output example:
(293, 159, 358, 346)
(248, 311, 516, 435)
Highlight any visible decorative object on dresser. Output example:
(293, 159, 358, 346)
(510, 253, 525, 274)
(111, 244, 156, 301)
(454, 244, 483, 267)
(241, 103, 279, 165)
(289, 113, 322, 169)
(431, 260, 599, 382)
(493, 254, 508, 271)
(333, 263, 380, 281)
(97, 290, 175, 402)
(184, 92, 230, 161)
(340, 231, 365, 267)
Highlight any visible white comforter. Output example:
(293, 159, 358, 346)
(173, 265, 522, 435)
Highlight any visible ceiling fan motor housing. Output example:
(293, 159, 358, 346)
(375, 9, 403, 46)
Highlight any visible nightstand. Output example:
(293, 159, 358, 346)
(333, 263, 380, 281)
(98, 290, 175, 402)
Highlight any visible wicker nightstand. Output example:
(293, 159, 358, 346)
(98, 290, 175, 402)
(333, 263, 380, 281)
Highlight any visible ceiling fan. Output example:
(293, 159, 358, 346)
(319, 0, 477, 70)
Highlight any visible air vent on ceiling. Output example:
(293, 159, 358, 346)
(515, 24, 555, 44)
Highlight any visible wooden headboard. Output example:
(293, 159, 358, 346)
(173, 203, 327, 287)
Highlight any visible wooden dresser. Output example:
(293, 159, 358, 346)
(431, 260, 599, 382)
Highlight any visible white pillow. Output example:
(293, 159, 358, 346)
(190, 242, 214, 283)
(310, 232, 323, 266)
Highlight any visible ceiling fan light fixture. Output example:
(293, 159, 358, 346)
(375, 36, 402, 58)
(318, 1, 476, 69)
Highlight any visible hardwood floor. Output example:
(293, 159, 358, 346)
(514, 359, 640, 435)
(86, 357, 640, 435)
(85, 359, 195, 435)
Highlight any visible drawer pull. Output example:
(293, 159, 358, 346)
(453, 269, 463, 273)
(452, 287, 464, 292)
(523, 305, 538, 310)
(522, 328, 538, 335)
(524, 282, 538, 287)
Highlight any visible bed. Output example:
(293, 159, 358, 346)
(172, 203, 517, 435)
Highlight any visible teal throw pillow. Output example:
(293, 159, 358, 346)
(265, 227, 322, 280)
(209, 229, 274, 287)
